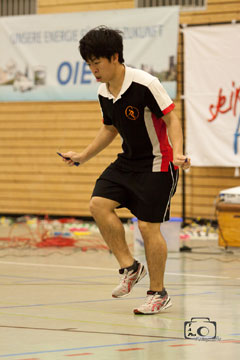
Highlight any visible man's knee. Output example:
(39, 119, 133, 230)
(89, 197, 103, 217)
(138, 220, 160, 236)
(89, 197, 118, 217)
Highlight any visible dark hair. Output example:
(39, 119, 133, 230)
(79, 26, 124, 64)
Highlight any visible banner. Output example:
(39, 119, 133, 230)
(184, 24, 240, 167)
(0, 7, 179, 102)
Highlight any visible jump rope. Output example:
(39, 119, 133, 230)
(56, 152, 80, 166)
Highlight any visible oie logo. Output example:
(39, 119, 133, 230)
(125, 106, 139, 121)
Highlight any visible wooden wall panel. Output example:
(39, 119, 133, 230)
(0, 0, 239, 219)
(180, 0, 240, 25)
(0, 101, 134, 217)
(38, 0, 134, 13)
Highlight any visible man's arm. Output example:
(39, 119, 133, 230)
(62, 124, 118, 166)
(162, 110, 190, 169)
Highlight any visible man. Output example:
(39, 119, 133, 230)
(61, 26, 191, 315)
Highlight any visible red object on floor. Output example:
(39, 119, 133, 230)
(58, 218, 76, 224)
(36, 237, 75, 247)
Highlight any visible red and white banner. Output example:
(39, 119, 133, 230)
(183, 24, 240, 167)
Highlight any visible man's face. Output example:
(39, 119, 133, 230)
(87, 55, 118, 83)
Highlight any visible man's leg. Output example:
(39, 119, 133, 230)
(89, 196, 134, 268)
(138, 220, 167, 291)
(133, 220, 171, 315)
(90, 196, 147, 297)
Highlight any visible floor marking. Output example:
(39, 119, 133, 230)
(0, 297, 145, 309)
(0, 273, 117, 283)
(0, 312, 183, 332)
(0, 274, 101, 284)
(0, 261, 116, 272)
(171, 291, 215, 297)
(117, 348, 144, 351)
(169, 344, 196, 347)
(0, 325, 183, 340)
(0, 261, 237, 280)
(166, 272, 230, 279)
(0, 339, 177, 358)
(219, 340, 240, 344)
(0, 291, 213, 309)
(65, 354, 93, 357)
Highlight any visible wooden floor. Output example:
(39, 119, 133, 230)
(0, 241, 239, 360)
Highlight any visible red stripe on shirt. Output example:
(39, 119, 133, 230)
(152, 113, 174, 172)
(162, 102, 175, 115)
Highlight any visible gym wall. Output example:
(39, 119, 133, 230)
(0, 0, 239, 219)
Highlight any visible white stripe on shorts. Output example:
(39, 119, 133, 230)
(162, 162, 178, 222)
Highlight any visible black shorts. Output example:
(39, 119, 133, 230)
(92, 162, 179, 223)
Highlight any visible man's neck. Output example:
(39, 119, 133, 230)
(107, 64, 125, 98)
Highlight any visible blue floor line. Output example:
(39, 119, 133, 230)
(0, 339, 177, 358)
(0, 292, 214, 309)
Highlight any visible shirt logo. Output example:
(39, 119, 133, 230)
(125, 106, 139, 121)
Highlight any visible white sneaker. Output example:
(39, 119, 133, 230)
(112, 263, 147, 298)
(133, 290, 172, 315)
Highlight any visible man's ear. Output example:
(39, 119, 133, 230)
(112, 53, 119, 63)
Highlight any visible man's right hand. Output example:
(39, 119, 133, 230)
(61, 151, 82, 166)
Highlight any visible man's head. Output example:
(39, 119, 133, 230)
(79, 26, 124, 64)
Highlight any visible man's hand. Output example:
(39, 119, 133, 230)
(173, 154, 191, 170)
(61, 151, 82, 166)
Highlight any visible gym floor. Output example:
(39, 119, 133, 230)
(0, 241, 239, 360)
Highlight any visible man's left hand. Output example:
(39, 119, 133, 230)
(173, 155, 191, 170)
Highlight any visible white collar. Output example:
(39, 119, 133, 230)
(98, 65, 134, 103)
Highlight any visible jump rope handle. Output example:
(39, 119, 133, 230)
(57, 152, 80, 166)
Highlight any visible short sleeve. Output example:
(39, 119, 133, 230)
(98, 95, 113, 125)
(145, 78, 175, 117)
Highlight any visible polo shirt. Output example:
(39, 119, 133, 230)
(98, 65, 175, 172)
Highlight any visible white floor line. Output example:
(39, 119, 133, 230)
(0, 260, 236, 280)
(0, 261, 116, 272)
(165, 272, 230, 279)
